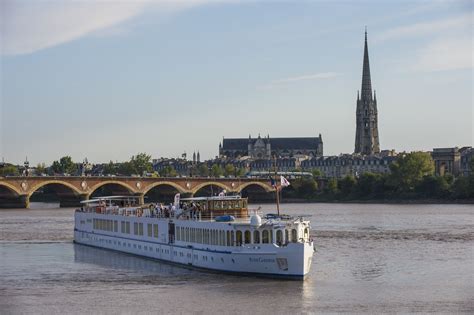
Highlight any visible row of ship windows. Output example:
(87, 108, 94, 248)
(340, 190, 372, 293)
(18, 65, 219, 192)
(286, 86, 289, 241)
(176, 227, 306, 246)
(90, 236, 235, 263)
(92, 219, 159, 238)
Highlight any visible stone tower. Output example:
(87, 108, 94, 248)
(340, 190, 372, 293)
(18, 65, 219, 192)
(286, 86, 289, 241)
(354, 29, 380, 155)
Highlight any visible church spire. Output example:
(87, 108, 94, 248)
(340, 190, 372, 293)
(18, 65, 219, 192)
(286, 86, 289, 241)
(354, 28, 380, 156)
(361, 28, 372, 101)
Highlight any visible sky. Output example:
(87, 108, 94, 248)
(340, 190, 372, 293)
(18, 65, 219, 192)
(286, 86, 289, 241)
(1, 0, 473, 165)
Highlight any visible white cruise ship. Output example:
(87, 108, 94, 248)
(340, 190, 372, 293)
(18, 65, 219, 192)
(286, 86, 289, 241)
(74, 195, 314, 279)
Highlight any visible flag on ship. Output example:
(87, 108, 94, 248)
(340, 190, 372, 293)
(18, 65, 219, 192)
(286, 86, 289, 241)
(269, 176, 277, 188)
(174, 193, 180, 206)
(280, 176, 290, 187)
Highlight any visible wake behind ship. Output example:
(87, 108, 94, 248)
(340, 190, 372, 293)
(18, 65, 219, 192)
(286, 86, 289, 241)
(74, 195, 314, 279)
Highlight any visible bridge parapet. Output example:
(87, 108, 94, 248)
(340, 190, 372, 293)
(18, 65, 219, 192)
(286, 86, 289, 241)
(0, 176, 274, 208)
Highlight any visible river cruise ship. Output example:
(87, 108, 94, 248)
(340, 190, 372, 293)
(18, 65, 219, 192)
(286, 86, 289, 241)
(74, 195, 314, 279)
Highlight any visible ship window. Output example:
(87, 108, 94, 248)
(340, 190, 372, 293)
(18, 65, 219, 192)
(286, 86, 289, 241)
(226, 231, 231, 246)
(254, 230, 260, 244)
(121, 221, 125, 233)
(134, 222, 138, 235)
(262, 230, 269, 244)
(114, 220, 118, 232)
(244, 230, 251, 244)
(126, 222, 130, 234)
(304, 228, 309, 240)
(154, 224, 159, 238)
(236, 231, 242, 246)
(147, 224, 152, 237)
(276, 230, 283, 246)
(285, 229, 289, 244)
(230, 231, 235, 246)
(291, 229, 297, 242)
(139, 223, 144, 236)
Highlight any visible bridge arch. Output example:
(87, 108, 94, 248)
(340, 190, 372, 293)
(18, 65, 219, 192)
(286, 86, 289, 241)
(143, 181, 186, 195)
(88, 180, 137, 197)
(0, 182, 22, 196)
(191, 181, 232, 196)
(28, 180, 83, 197)
(237, 181, 274, 193)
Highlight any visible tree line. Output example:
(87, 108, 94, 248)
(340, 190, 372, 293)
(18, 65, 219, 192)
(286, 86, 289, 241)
(0, 153, 246, 178)
(282, 152, 474, 201)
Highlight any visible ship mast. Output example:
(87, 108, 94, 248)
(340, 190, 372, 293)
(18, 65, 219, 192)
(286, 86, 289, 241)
(273, 155, 280, 216)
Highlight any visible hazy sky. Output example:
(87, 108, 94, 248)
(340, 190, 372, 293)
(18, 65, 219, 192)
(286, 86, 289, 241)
(1, 0, 472, 165)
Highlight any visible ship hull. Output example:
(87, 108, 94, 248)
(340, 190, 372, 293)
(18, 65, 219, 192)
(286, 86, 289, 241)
(74, 211, 313, 280)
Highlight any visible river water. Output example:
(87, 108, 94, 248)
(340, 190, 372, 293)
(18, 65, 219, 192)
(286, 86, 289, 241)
(0, 203, 473, 314)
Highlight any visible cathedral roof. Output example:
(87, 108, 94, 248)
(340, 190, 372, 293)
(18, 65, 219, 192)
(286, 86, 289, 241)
(222, 137, 322, 150)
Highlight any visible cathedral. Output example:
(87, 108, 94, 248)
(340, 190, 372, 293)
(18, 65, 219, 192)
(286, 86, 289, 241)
(219, 30, 380, 160)
(354, 30, 380, 155)
(219, 134, 323, 159)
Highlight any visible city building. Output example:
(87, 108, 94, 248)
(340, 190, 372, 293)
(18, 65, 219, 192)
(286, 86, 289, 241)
(301, 154, 396, 179)
(432, 148, 461, 177)
(354, 30, 380, 155)
(152, 158, 190, 176)
(219, 134, 323, 159)
(459, 147, 473, 176)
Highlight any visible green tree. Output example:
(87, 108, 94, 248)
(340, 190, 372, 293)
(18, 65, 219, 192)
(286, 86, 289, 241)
(35, 163, 47, 175)
(0, 164, 20, 176)
(388, 152, 434, 192)
(160, 166, 177, 177)
(338, 175, 356, 196)
(224, 164, 236, 177)
(452, 176, 473, 199)
(211, 164, 224, 177)
(117, 162, 134, 176)
(415, 175, 450, 198)
(325, 178, 339, 195)
(197, 164, 210, 177)
(129, 153, 152, 176)
(312, 169, 323, 178)
(356, 172, 382, 197)
(236, 167, 246, 177)
(292, 178, 318, 198)
(51, 156, 77, 175)
(103, 161, 118, 175)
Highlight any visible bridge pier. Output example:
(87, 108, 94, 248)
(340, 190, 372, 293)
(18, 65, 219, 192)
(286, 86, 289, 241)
(135, 193, 145, 205)
(0, 195, 30, 209)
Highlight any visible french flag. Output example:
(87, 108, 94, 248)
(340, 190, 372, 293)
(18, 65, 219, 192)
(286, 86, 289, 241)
(280, 176, 290, 187)
(269, 177, 277, 188)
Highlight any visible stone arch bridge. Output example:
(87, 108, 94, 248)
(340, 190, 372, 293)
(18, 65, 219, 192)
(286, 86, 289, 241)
(0, 176, 274, 208)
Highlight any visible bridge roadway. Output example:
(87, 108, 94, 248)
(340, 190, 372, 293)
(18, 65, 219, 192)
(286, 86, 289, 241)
(0, 176, 274, 208)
